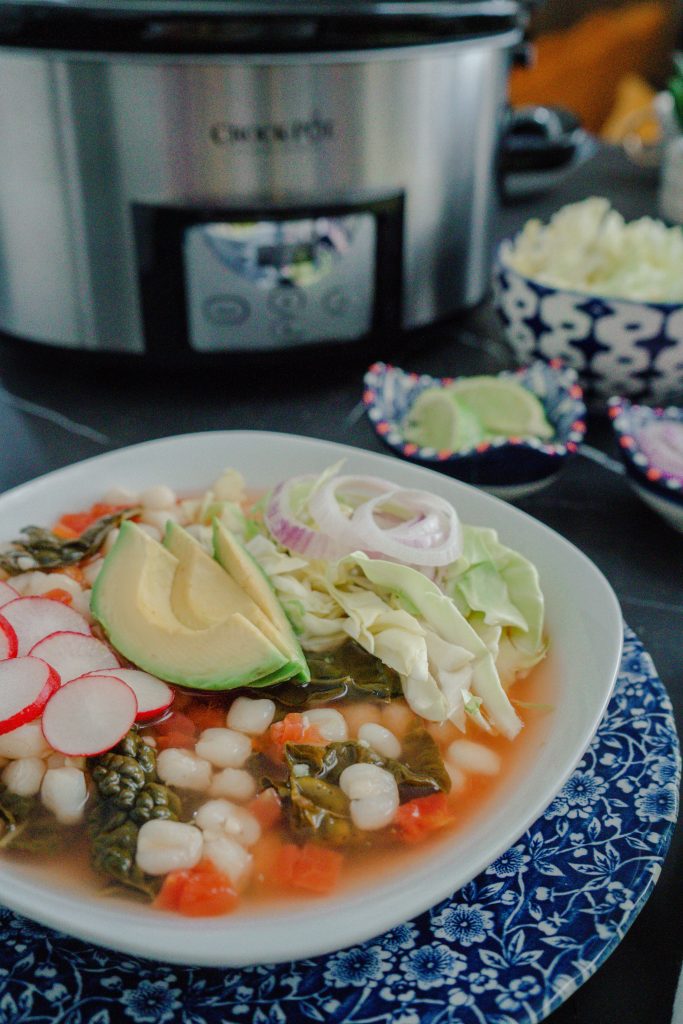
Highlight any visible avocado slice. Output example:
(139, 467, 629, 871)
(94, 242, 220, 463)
(163, 521, 302, 678)
(90, 521, 288, 690)
(212, 520, 310, 682)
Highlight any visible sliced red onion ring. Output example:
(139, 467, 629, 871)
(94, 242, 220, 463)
(349, 489, 463, 565)
(266, 470, 463, 567)
(308, 475, 394, 546)
(264, 476, 352, 561)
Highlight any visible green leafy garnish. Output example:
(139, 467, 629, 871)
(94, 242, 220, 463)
(0, 508, 139, 575)
(0, 784, 65, 854)
(268, 641, 403, 713)
(669, 54, 683, 131)
(0, 784, 34, 833)
(88, 731, 181, 899)
(263, 728, 450, 847)
(393, 729, 451, 801)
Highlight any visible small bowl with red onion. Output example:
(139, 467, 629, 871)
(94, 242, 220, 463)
(609, 396, 683, 532)
(362, 360, 587, 500)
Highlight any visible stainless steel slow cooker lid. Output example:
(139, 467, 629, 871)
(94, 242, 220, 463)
(0, 0, 526, 53)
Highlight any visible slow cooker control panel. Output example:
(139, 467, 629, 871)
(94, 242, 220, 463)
(184, 214, 376, 351)
(134, 196, 402, 357)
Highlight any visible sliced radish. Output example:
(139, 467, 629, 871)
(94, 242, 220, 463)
(0, 615, 18, 661)
(0, 581, 19, 609)
(41, 673, 137, 756)
(87, 668, 174, 722)
(29, 631, 119, 685)
(1, 597, 90, 656)
(0, 657, 59, 735)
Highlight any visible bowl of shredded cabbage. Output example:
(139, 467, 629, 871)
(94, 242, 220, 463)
(493, 197, 683, 405)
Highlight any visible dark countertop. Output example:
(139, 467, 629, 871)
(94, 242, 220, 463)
(0, 144, 680, 1023)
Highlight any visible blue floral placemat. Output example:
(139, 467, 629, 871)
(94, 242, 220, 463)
(0, 624, 679, 1024)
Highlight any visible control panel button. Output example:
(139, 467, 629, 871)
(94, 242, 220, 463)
(322, 288, 349, 316)
(273, 321, 304, 341)
(267, 286, 306, 316)
(203, 294, 251, 326)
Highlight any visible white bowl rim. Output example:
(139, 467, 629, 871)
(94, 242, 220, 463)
(0, 429, 624, 967)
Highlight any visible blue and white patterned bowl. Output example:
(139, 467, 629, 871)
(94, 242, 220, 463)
(493, 241, 683, 407)
(363, 360, 587, 499)
(608, 395, 683, 532)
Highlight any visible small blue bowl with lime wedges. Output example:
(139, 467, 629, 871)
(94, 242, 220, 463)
(362, 360, 587, 499)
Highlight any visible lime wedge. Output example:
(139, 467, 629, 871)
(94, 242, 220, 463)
(403, 388, 485, 451)
(447, 377, 554, 440)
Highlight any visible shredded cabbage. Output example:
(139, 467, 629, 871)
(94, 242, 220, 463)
(440, 525, 547, 686)
(207, 468, 547, 740)
(505, 197, 683, 302)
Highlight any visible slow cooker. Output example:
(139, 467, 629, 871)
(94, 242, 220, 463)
(0, 0, 529, 358)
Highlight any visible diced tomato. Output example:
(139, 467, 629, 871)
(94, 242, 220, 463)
(153, 711, 196, 750)
(169, 689, 194, 712)
(184, 701, 226, 732)
(297, 843, 345, 894)
(154, 869, 186, 910)
(42, 588, 73, 606)
(90, 502, 130, 519)
(261, 713, 324, 759)
(52, 502, 132, 539)
(155, 711, 196, 737)
(395, 793, 454, 844)
(248, 788, 282, 830)
(251, 831, 285, 885)
(52, 523, 80, 540)
(271, 842, 343, 895)
(155, 859, 238, 917)
(56, 512, 95, 536)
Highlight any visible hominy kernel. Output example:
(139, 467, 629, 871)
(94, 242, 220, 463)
(0, 722, 51, 759)
(203, 834, 253, 889)
(156, 748, 212, 792)
(135, 820, 203, 876)
(305, 708, 348, 742)
(350, 791, 398, 831)
(40, 767, 87, 825)
(209, 767, 257, 802)
(227, 697, 275, 736)
(358, 723, 400, 759)
(2, 757, 45, 797)
(195, 728, 252, 769)
(140, 485, 176, 510)
(139, 508, 178, 533)
(195, 799, 261, 848)
(446, 739, 501, 776)
(102, 486, 139, 506)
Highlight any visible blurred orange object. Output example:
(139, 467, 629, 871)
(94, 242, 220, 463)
(601, 73, 658, 143)
(510, 3, 669, 134)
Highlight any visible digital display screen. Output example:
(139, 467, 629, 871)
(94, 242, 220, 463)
(257, 243, 316, 268)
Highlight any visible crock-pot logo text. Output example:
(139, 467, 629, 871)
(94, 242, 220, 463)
(210, 113, 334, 146)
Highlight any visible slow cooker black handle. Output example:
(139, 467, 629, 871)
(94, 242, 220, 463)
(498, 104, 594, 202)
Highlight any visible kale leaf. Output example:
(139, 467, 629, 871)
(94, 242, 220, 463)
(88, 731, 181, 899)
(0, 508, 139, 575)
(269, 728, 450, 846)
(0, 784, 67, 854)
(268, 640, 403, 712)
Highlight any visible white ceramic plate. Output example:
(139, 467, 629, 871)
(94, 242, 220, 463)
(0, 431, 623, 966)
